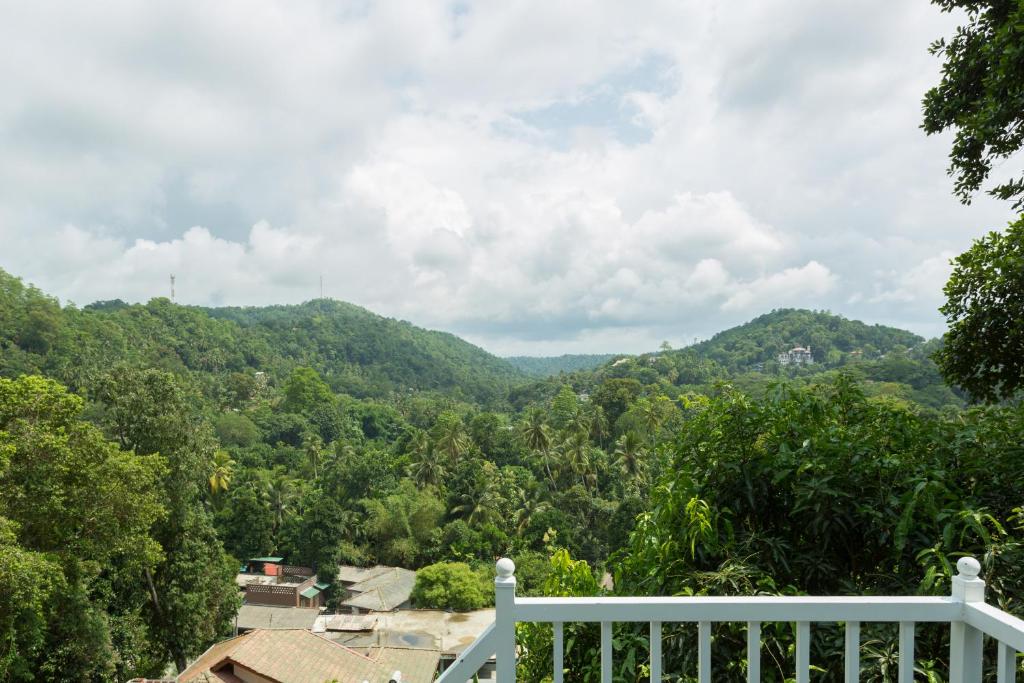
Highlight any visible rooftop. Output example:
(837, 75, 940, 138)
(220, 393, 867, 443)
(235, 604, 320, 631)
(341, 567, 417, 612)
(177, 629, 438, 683)
(323, 609, 495, 656)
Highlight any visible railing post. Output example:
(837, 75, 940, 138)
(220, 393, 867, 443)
(950, 556, 985, 683)
(496, 557, 517, 683)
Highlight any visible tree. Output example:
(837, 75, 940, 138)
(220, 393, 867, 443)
(208, 449, 235, 495)
(935, 218, 1024, 401)
(0, 376, 165, 680)
(93, 367, 239, 673)
(519, 408, 554, 481)
(923, 0, 1024, 209)
(407, 433, 446, 489)
(411, 562, 491, 610)
(302, 431, 325, 479)
(282, 366, 334, 415)
(612, 431, 647, 482)
(431, 411, 471, 462)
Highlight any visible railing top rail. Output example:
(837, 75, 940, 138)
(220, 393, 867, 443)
(964, 602, 1024, 652)
(513, 596, 958, 623)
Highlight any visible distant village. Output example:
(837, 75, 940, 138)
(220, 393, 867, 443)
(133, 557, 494, 683)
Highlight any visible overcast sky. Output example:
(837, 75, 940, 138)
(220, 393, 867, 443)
(0, 1, 1016, 355)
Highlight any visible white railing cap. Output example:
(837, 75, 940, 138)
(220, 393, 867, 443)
(957, 556, 981, 579)
(496, 558, 516, 578)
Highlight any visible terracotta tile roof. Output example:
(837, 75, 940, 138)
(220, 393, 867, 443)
(178, 629, 434, 683)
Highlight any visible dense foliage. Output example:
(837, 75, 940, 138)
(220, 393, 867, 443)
(923, 0, 1024, 209)
(410, 562, 492, 610)
(936, 217, 1024, 402)
(0, 267, 1013, 681)
(505, 354, 618, 378)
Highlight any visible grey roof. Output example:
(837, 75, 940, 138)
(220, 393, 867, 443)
(341, 568, 417, 612)
(235, 604, 320, 631)
(336, 564, 395, 584)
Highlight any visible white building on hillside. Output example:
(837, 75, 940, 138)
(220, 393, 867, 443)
(777, 345, 814, 366)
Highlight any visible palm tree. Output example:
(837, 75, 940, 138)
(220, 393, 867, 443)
(208, 449, 235, 495)
(519, 408, 552, 451)
(408, 445, 446, 489)
(434, 416, 471, 462)
(561, 431, 592, 489)
(519, 409, 555, 482)
(514, 485, 551, 535)
(450, 472, 503, 527)
(302, 431, 324, 479)
(613, 431, 647, 482)
(266, 475, 295, 538)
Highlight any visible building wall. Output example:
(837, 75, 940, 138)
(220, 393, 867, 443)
(244, 584, 297, 607)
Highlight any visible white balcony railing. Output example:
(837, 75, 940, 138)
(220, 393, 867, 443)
(436, 556, 1024, 682)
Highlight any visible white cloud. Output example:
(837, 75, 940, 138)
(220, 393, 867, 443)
(0, 0, 1016, 354)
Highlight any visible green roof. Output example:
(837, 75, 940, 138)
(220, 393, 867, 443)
(300, 586, 321, 599)
(249, 557, 284, 563)
(314, 582, 330, 591)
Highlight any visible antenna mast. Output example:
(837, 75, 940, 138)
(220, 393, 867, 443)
(170, 274, 176, 302)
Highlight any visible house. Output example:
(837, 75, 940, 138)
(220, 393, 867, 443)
(337, 565, 417, 614)
(177, 629, 440, 683)
(777, 345, 814, 366)
(237, 558, 326, 609)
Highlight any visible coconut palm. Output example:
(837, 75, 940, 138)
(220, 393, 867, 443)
(449, 471, 504, 527)
(302, 431, 324, 479)
(433, 414, 471, 462)
(208, 449, 235, 495)
(520, 409, 556, 483)
(561, 431, 592, 489)
(613, 431, 647, 482)
(519, 408, 552, 452)
(514, 485, 551, 535)
(408, 445, 446, 489)
(266, 475, 294, 527)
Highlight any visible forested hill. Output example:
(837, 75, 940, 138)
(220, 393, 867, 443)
(515, 309, 961, 411)
(691, 308, 924, 371)
(0, 268, 524, 405)
(505, 353, 619, 377)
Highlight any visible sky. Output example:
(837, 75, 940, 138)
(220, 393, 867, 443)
(0, 1, 1017, 356)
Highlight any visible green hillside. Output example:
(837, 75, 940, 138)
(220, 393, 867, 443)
(505, 353, 619, 377)
(0, 268, 524, 406)
(691, 308, 924, 371)
(514, 309, 962, 411)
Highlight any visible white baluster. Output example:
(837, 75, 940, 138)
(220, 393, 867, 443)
(796, 621, 810, 683)
(997, 641, 1016, 683)
(553, 622, 564, 683)
(495, 558, 517, 683)
(747, 621, 761, 683)
(698, 621, 711, 683)
(650, 621, 662, 683)
(601, 621, 612, 683)
(899, 622, 914, 683)
(844, 621, 860, 683)
(950, 557, 985, 683)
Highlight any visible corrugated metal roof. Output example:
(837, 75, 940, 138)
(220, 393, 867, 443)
(341, 568, 417, 612)
(235, 605, 319, 631)
(299, 586, 321, 599)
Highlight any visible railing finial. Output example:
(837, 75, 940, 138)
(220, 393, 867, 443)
(496, 557, 516, 579)
(956, 556, 981, 579)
